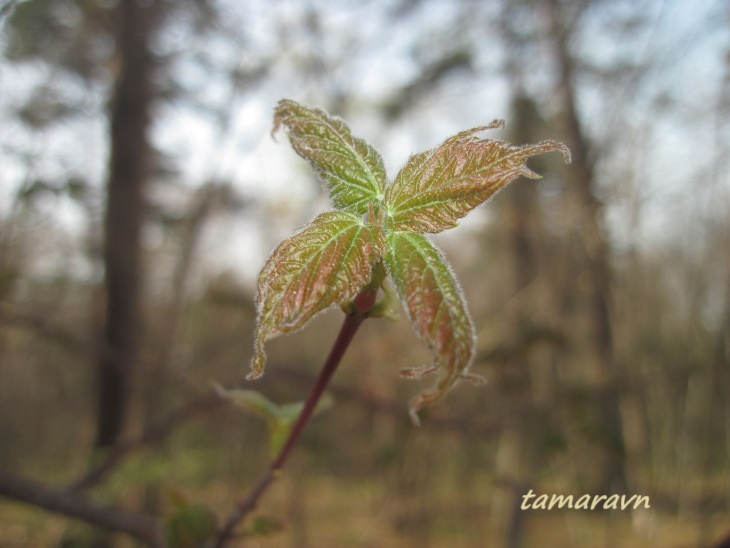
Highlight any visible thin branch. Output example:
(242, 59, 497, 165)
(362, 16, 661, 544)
(213, 289, 377, 546)
(0, 469, 163, 546)
(0, 390, 222, 542)
(70, 393, 223, 493)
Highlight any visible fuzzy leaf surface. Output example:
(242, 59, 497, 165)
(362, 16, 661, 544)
(384, 231, 476, 421)
(273, 99, 386, 213)
(249, 210, 384, 379)
(385, 123, 571, 233)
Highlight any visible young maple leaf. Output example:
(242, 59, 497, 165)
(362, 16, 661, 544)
(249, 99, 570, 423)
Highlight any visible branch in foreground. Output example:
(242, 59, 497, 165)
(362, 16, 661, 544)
(0, 469, 163, 546)
(213, 289, 377, 546)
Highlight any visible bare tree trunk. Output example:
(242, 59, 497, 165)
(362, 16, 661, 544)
(546, 0, 627, 493)
(490, 94, 545, 548)
(95, 0, 156, 449)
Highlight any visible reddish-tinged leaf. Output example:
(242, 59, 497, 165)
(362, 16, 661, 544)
(249, 211, 384, 379)
(273, 99, 387, 214)
(384, 231, 476, 423)
(385, 122, 571, 233)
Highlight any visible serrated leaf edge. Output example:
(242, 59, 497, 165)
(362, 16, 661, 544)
(385, 129, 571, 234)
(384, 231, 476, 424)
(273, 99, 386, 213)
(249, 210, 383, 380)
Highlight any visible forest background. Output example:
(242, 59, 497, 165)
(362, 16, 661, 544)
(0, 0, 728, 546)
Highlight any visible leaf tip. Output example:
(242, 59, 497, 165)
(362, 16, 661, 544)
(211, 381, 227, 399)
(520, 166, 542, 180)
(271, 98, 300, 139)
(408, 406, 422, 427)
(541, 140, 572, 164)
(559, 142, 572, 164)
(271, 108, 285, 140)
(247, 351, 266, 381)
(460, 371, 486, 385)
(407, 388, 442, 426)
(399, 363, 438, 379)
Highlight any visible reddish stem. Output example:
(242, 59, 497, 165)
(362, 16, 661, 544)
(214, 289, 377, 546)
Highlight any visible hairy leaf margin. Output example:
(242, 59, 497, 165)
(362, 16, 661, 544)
(273, 99, 387, 214)
(249, 210, 384, 379)
(385, 122, 571, 233)
(384, 231, 479, 423)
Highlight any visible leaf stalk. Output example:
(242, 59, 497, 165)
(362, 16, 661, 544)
(214, 288, 377, 546)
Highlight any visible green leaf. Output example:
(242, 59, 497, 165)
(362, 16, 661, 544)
(165, 503, 217, 548)
(264, 397, 332, 457)
(385, 121, 571, 233)
(249, 210, 384, 379)
(277, 393, 333, 423)
(384, 231, 478, 423)
(214, 385, 281, 421)
(245, 516, 284, 537)
(273, 99, 387, 213)
(216, 384, 333, 456)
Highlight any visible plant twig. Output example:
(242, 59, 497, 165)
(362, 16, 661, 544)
(213, 289, 377, 546)
(0, 469, 163, 546)
(70, 393, 223, 493)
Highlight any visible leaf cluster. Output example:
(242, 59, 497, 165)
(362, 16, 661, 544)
(250, 99, 570, 422)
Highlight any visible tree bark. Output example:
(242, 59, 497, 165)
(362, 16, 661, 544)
(96, 0, 155, 449)
(491, 94, 547, 548)
(546, 0, 627, 492)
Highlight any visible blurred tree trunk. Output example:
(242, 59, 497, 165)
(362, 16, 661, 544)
(491, 94, 545, 548)
(546, 0, 626, 492)
(95, 0, 156, 449)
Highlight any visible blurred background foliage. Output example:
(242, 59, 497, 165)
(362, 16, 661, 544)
(0, 0, 729, 546)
